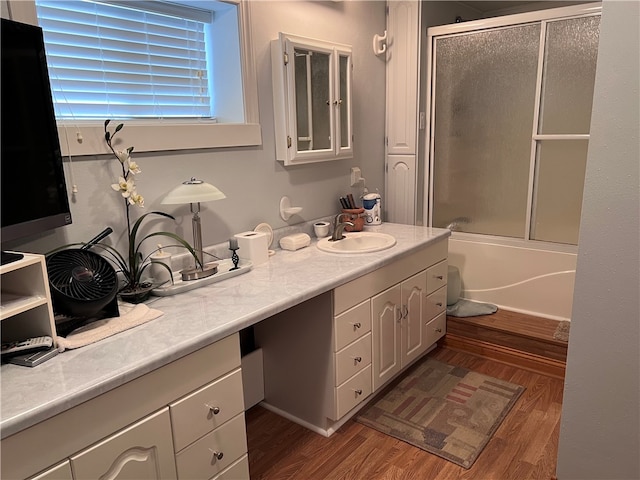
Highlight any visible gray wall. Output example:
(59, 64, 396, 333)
(557, 1, 640, 478)
(7, 1, 386, 256)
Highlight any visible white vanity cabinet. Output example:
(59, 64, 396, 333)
(5, 334, 249, 480)
(256, 237, 448, 436)
(370, 270, 428, 391)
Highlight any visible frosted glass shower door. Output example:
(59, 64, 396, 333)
(431, 24, 541, 237)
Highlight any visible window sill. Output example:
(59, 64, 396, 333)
(58, 122, 262, 157)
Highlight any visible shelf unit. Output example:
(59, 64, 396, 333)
(0, 252, 56, 347)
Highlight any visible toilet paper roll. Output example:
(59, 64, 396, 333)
(234, 231, 269, 265)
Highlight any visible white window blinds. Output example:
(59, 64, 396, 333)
(35, 0, 213, 120)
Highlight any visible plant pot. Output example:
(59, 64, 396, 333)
(119, 283, 154, 304)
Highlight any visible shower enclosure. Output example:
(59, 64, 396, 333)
(425, 4, 601, 319)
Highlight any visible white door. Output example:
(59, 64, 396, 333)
(386, 154, 416, 224)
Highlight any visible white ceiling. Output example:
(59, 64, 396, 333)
(456, 1, 594, 15)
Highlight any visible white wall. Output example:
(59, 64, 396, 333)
(6, 1, 386, 257)
(556, 1, 640, 478)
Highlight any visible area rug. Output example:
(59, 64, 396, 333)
(553, 320, 570, 342)
(355, 357, 525, 469)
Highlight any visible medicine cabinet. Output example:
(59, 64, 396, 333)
(271, 33, 353, 165)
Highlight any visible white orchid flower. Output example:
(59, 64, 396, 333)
(129, 191, 144, 207)
(127, 160, 141, 175)
(115, 150, 130, 164)
(111, 176, 134, 198)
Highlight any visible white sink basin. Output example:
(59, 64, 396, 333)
(317, 232, 396, 254)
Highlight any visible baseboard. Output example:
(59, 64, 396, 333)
(442, 333, 566, 379)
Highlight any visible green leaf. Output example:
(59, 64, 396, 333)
(104, 119, 110, 128)
(115, 123, 124, 133)
(105, 131, 111, 141)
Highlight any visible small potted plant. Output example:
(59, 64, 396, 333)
(97, 120, 201, 302)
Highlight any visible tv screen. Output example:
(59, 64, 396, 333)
(1, 17, 72, 249)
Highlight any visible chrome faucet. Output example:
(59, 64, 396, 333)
(330, 213, 354, 242)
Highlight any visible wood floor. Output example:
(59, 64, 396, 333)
(246, 346, 564, 480)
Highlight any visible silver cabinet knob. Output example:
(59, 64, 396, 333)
(436, 302, 443, 307)
(354, 389, 363, 396)
(435, 275, 443, 280)
(206, 404, 220, 415)
(209, 449, 224, 461)
(351, 322, 361, 329)
(353, 356, 362, 363)
(435, 328, 443, 333)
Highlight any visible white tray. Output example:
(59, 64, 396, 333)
(151, 259, 252, 297)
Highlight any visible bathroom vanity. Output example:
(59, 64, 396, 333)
(0, 224, 449, 480)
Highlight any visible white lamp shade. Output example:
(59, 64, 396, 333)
(162, 178, 226, 204)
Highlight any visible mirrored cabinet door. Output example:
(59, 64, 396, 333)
(272, 33, 352, 165)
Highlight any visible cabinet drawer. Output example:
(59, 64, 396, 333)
(212, 454, 250, 480)
(175, 413, 247, 480)
(427, 260, 447, 294)
(425, 312, 446, 347)
(426, 286, 447, 320)
(334, 299, 371, 351)
(335, 333, 372, 386)
(170, 368, 244, 452)
(334, 364, 372, 420)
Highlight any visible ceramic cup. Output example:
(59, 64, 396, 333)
(313, 221, 330, 238)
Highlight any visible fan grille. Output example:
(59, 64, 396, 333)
(47, 250, 118, 301)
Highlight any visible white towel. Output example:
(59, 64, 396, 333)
(56, 302, 163, 351)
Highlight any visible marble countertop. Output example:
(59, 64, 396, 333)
(0, 223, 450, 439)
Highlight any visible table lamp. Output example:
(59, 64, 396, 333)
(162, 177, 226, 280)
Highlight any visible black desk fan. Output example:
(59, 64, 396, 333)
(46, 228, 120, 331)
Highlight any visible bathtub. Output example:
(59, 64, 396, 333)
(448, 235, 577, 321)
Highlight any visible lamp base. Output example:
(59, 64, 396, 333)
(180, 262, 218, 281)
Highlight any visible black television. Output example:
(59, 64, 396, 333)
(1, 17, 72, 262)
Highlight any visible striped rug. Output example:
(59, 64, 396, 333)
(355, 357, 524, 469)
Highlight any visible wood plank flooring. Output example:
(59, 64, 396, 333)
(246, 346, 564, 480)
(444, 309, 568, 379)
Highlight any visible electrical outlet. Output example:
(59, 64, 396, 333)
(350, 167, 361, 186)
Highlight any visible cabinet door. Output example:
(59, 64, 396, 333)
(271, 32, 353, 165)
(70, 408, 177, 480)
(386, 0, 420, 154)
(371, 285, 402, 391)
(385, 154, 416, 224)
(401, 271, 427, 368)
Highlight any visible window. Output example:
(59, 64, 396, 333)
(30, 0, 260, 154)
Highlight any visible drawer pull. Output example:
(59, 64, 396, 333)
(354, 389, 363, 396)
(435, 328, 443, 333)
(351, 322, 361, 329)
(206, 404, 220, 415)
(353, 356, 362, 363)
(209, 449, 224, 461)
(435, 275, 444, 280)
(436, 302, 443, 307)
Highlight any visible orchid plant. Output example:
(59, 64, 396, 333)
(97, 119, 201, 293)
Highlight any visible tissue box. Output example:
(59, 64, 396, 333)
(234, 231, 269, 265)
(279, 233, 311, 251)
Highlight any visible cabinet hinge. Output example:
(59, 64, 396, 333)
(283, 52, 289, 65)
(287, 135, 292, 148)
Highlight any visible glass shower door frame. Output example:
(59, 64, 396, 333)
(424, 3, 601, 249)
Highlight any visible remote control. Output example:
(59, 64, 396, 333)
(1, 336, 53, 356)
